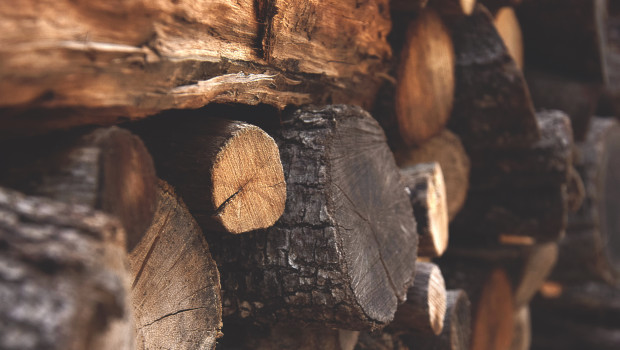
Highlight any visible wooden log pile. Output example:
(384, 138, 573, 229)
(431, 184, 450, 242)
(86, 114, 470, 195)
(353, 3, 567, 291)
(0, 0, 619, 349)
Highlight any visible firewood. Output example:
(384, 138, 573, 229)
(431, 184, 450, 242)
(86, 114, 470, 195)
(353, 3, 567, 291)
(400, 163, 449, 257)
(567, 166, 586, 213)
(431, 0, 477, 17)
(0, 126, 157, 251)
(493, 7, 524, 69)
(392, 262, 447, 335)
(211, 105, 418, 330)
(479, 0, 523, 14)
(132, 116, 286, 234)
(395, 8, 455, 147)
(0, 187, 134, 350)
(525, 70, 601, 141)
(0, 0, 392, 137)
(391, 0, 429, 12)
(510, 307, 531, 350)
(237, 325, 359, 350)
(446, 4, 540, 151)
(355, 332, 409, 350)
(128, 180, 222, 350)
(400, 289, 472, 350)
(395, 130, 471, 221)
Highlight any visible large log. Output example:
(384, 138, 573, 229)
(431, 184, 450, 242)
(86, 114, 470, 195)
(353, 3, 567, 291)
(131, 116, 286, 234)
(212, 105, 418, 330)
(0, 126, 157, 251)
(0, 187, 134, 350)
(128, 180, 222, 350)
(446, 4, 540, 151)
(0, 0, 392, 137)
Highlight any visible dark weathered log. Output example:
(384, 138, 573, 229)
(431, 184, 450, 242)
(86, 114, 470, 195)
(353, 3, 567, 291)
(131, 116, 286, 234)
(0, 186, 134, 350)
(395, 130, 470, 221)
(525, 71, 601, 141)
(400, 163, 449, 257)
(0, 0, 393, 138)
(0, 126, 157, 251)
(510, 307, 531, 350)
(211, 105, 418, 330)
(128, 180, 222, 350)
(237, 325, 359, 350)
(399, 289, 472, 350)
(567, 166, 586, 213)
(355, 332, 409, 350)
(392, 262, 447, 335)
(493, 6, 524, 69)
(446, 4, 540, 151)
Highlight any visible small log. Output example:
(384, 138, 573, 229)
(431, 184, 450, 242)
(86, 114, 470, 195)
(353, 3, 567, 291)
(479, 0, 523, 14)
(400, 289, 472, 350)
(0, 187, 134, 350)
(355, 332, 409, 350)
(510, 307, 531, 350)
(213, 105, 418, 330)
(395, 130, 471, 221)
(446, 4, 540, 151)
(131, 116, 286, 234)
(391, 0, 429, 12)
(567, 166, 586, 213)
(0, 126, 157, 251)
(400, 163, 449, 257)
(237, 325, 359, 350)
(128, 180, 222, 350)
(394, 8, 455, 147)
(392, 262, 447, 335)
(493, 7, 524, 69)
(431, 0, 477, 17)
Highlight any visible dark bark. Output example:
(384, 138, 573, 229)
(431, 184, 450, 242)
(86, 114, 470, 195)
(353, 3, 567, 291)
(0, 186, 134, 350)
(211, 105, 418, 330)
(128, 180, 222, 350)
(0, 126, 157, 251)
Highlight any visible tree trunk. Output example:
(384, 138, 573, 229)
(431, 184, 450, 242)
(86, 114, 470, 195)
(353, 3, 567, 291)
(0, 126, 157, 251)
(131, 116, 286, 234)
(0, 186, 134, 350)
(128, 180, 222, 350)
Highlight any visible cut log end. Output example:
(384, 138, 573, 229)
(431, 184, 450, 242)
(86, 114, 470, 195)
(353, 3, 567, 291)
(494, 7, 524, 70)
(212, 123, 286, 233)
(471, 268, 514, 350)
(396, 8, 455, 146)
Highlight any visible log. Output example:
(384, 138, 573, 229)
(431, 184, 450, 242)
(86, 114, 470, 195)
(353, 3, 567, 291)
(400, 163, 449, 257)
(235, 325, 359, 350)
(394, 8, 455, 147)
(131, 116, 286, 234)
(446, 4, 540, 151)
(567, 166, 586, 214)
(399, 289, 472, 350)
(0, 186, 134, 350)
(392, 262, 447, 335)
(431, 0, 477, 17)
(390, 0, 429, 12)
(0, 0, 393, 137)
(212, 105, 418, 330)
(480, 0, 523, 14)
(128, 180, 222, 350)
(0, 126, 157, 251)
(510, 307, 531, 350)
(355, 332, 409, 350)
(493, 7, 524, 70)
(395, 130, 471, 221)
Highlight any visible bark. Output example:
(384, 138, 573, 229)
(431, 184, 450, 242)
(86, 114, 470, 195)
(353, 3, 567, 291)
(0, 186, 134, 350)
(235, 325, 359, 350)
(211, 105, 418, 330)
(128, 180, 222, 350)
(131, 116, 286, 234)
(567, 166, 586, 213)
(446, 4, 540, 151)
(0, 126, 157, 251)
(493, 7, 524, 69)
(400, 163, 449, 257)
(0, 0, 392, 138)
(392, 262, 447, 335)
(395, 130, 471, 221)
(355, 332, 409, 350)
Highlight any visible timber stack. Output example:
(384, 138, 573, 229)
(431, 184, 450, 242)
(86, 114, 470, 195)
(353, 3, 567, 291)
(0, 0, 619, 349)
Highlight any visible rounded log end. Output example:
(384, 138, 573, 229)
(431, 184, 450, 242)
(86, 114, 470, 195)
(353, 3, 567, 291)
(212, 124, 286, 234)
(494, 7, 524, 70)
(428, 265, 448, 334)
(462, 0, 476, 15)
(396, 8, 455, 147)
(471, 268, 514, 350)
(426, 164, 449, 257)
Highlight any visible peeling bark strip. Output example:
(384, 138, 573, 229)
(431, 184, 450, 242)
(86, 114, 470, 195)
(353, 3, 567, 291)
(212, 105, 418, 330)
(446, 4, 540, 151)
(0, 126, 157, 251)
(0, 0, 391, 137)
(0, 187, 134, 350)
(129, 180, 222, 350)
(132, 116, 286, 234)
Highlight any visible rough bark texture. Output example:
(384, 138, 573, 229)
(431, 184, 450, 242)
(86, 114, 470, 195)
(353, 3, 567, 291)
(209, 105, 418, 330)
(232, 325, 360, 350)
(0, 126, 157, 251)
(395, 130, 470, 221)
(131, 116, 286, 234)
(493, 7, 523, 70)
(0, 0, 392, 138)
(0, 186, 134, 350)
(392, 262, 447, 335)
(128, 180, 222, 350)
(400, 163, 449, 257)
(446, 4, 540, 151)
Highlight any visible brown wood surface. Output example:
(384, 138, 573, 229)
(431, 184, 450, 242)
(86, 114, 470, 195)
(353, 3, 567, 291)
(493, 7, 523, 70)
